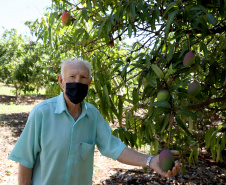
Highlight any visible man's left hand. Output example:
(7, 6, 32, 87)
(149, 150, 180, 178)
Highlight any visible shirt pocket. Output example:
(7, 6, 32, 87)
(80, 142, 94, 160)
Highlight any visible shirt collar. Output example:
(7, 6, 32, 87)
(55, 92, 88, 118)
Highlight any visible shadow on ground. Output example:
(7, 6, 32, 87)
(0, 112, 28, 137)
(0, 94, 46, 105)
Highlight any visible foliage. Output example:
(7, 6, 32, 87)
(0, 0, 225, 165)
(0, 29, 64, 98)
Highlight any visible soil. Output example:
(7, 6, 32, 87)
(0, 94, 226, 185)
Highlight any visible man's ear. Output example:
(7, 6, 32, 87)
(58, 75, 64, 90)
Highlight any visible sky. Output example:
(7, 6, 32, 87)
(0, 0, 52, 37)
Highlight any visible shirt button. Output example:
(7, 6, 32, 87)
(67, 170, 70, 173)
(70, 155, 72, 158)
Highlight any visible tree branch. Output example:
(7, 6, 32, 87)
(186, 97, 226, 110)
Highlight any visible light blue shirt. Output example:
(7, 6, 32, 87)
(8, 92, 126, 185)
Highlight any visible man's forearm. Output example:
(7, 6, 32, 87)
(117, 147, 180, 178)
(117, 147, 149, 167)
(18, 163, 32, 185)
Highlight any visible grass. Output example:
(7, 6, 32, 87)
(0, 82, 45, 114)
(0, 82, 46, 96)
(0, 83, 15, 96)
(0, 103, 34, 114)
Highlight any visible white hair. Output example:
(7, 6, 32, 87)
(61, 58, 92, 79)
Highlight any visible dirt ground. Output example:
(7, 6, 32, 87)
(0, 94, 226, 185)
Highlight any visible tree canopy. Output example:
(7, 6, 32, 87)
(0, 0, 225, 165)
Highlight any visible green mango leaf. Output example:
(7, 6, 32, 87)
(220, 132, 226, 151)
(177, 109, 198, 120)
(87, 0, 92, 11)
(128, 24, 132, 38)
(98, 19, 107, 37)
(150, 107, 169, 119)
(167, 42, 176, 62)
(206, 13, 216, 26)
(160, 113, 170, 133)
(43, 30, 48, 45)
(175, 115, 193, 136)
(205, 128, 214, 149)
(131, 3, 136, 17)
(165, 63, 173, 80)
(151, 101, 171, 109)
(48, 26, 52, 44)
(189, 116, 193, 133)
(200, 42, 209, 57)
(154, 140, 159, 155)
(151, 64, 164, 79)
(82, 8, 89, 22)
(132, 88, 139, 110)
(162, 2, 177, 18)
(193, 146, 198, 164)
(118, 98, 123, 127)
(165, 10, 177, 37)
(103, 84, 110, 105)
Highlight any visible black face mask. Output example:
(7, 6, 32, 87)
(65, 82, 88, 104)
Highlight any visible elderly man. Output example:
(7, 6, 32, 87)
(8, 58, 180, 185)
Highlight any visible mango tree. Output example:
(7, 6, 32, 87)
(26, 0, 226, 165)
(0, 29, 53, 98)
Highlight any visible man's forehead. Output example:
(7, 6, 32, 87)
(64, 61, 89, 73)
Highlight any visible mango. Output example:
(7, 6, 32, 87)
(187, 80, 201, 96)
(157, 89, 169, 101)
(159, 149, 175, 172)
(183, 52, 195, 67)
(61, 12, 71, 26)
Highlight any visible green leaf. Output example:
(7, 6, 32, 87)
(110, 15, 114, 25)
(220, 132, 226, 151)
(189, 116, 193, 133)
(118, 98, 123, 127)
(177, 109, 198, 120)
(200, 42, 209, 57)
(154, 140, 159, 155)
(166, 42, 175, 62)
(151, 101, 171, 109)
(131, 3, 136, 17)
(160, 113, 170, 133)
(128, 24, 132, 38)
(103, 84, 110, 105)
(82, 8, 89, 22)
(206, 13, 216, 26)
(150, 107, 169, 119)
(165, 63, 173, 80)
(165, 10, 177, 37)
(73, 19, 79, 28)
(132, 88, 139, 108)
(48, 26, 52, 44)
(43, 30, 48, 45)
(193, 146, 198, 164)
(98, 19, 107, 37)
(175, 115, 193, 136)
(151, 64, 164, 79)
(162, 2, 177, 18)
(205, 128, 214, 149)
(86, 0, 92, 11)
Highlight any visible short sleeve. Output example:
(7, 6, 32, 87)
(95, 112, 126, 160)
(8, 107, 41, 168)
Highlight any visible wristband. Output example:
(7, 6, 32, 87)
(146, 155, 154, 169)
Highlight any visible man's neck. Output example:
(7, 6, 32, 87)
(63, 92, 82, 121)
